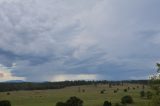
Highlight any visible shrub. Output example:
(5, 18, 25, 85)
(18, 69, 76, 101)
(0, 100, 11, 106)
(114, 90, 117, 93)
(100, 89, 106, 94)
(124, 89, 127, 92)
(114, 103, 120, 106)
(146, 91, 153, 99)
(56, 96, 83, 106)
(56, 102, 66, 106)
(6, 92, 10, 95)
(140, 91, 145, 98)
(82, 89, 85, 93)
(121, 95, 133, 104)
(127, 87, 130, 90)
(66, 96, 83, 106)
(109, 83, 112, 88)
(101, 90, 104, 94)
(142, 85, 145, 89)
(103, 101, 112, 106)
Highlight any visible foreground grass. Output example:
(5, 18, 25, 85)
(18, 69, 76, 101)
(0, 84, 151, 106)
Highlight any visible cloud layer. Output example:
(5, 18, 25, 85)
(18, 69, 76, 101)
(0, 64, 25, 82)
(0, 0, 160, 81)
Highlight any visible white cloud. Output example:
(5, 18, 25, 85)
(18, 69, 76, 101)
(51, 74, 98, 81)
(0, 64, 25, 82)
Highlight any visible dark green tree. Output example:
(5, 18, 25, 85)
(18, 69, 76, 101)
(148, 63, 160, 106)
(140, 91, 145, 98)
(56, 102, 66, 106)
(0, 100, 11, 106)
(121, 95, 133, 104)
(103, 101, 112, 106)
(66, 96, 83, 106)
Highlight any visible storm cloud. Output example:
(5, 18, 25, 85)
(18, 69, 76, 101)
(0, 0, 160, 81)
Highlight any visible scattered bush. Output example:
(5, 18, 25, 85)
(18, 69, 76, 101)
(132, 87, 135, 90)
(114, 90, 117, 93)
(109, 83, 112, 88)
(127, 87, 130, 90)
(101, 90, 104, 94)
(66, 96, 83, 106)
(56, 96, 83, 106)
(124, 89, 127, 92)
(140, 91, 145, 98)
(6, 92, 10, 95)
(82, 89, 85, 93)
(103, 100, 112, 106)
(146, 91, 153, 99)
(121, 95, 133, 104)
(0, 100, 11, 106)
(100, 89, 106, 94)
(56, 102, 66, 106)
(142, 85, 145, 89)
(114, 103, 119, 106)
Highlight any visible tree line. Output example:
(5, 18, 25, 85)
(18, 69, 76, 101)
(0, 80, 148, 92)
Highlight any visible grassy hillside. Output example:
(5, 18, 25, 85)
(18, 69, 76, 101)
(0, 84, 151, 106)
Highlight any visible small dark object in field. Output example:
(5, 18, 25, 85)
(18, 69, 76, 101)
(114, 90, 117, 93)
(137, 86, 139, 88)
(121, 95, 133, 104)
(101, 89, 106, 94)
(78, 87, 81, 93)
(56, 96, 83, 106)
(6, 92, 10, 95)
(66, 96, 83, 106)
(109, 83, 112, 88)
(127, 87, 130, 90)
(103, 100, 112, 106)
(142, 85, 145, 89)
(132, 87, 135, 90)
(82, 89, 85, 93)
(101, 90, 105, 94)
(124, 89, 127, 92)
(56, 102, 66, 106)
(140, 91, 145, 98)
(114, 103, 120, 106)
(146, 91, 153, 99)
(0, 100, 11, 106)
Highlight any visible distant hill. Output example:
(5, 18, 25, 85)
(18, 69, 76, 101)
(5, 80, 25, 83)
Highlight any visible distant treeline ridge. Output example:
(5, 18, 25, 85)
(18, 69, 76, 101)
(0, 80, 148, 92)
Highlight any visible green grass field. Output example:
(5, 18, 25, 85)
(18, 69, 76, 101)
(0, 84, 151, 106)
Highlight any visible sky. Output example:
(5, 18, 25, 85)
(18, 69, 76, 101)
(0, 0, 160, 82)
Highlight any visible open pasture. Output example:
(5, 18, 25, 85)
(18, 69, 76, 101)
(0, 84, 151, 106)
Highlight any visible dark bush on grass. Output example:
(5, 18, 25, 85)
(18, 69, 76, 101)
(0, 100, 11, 106)
(140, 91, 145, 98)
(56, 102, 66, 106)
(146, 91, 153, 99)
(6, 92, 10, 95)
(66, 96, 83, 106)
(56, 96, 83, 106)
(121, 95, 133, 104)
(124, 89, 127, 92)
(114, 103, 119, 106)
(103, 101, 112, 106)
(114, 90, 117, 93)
